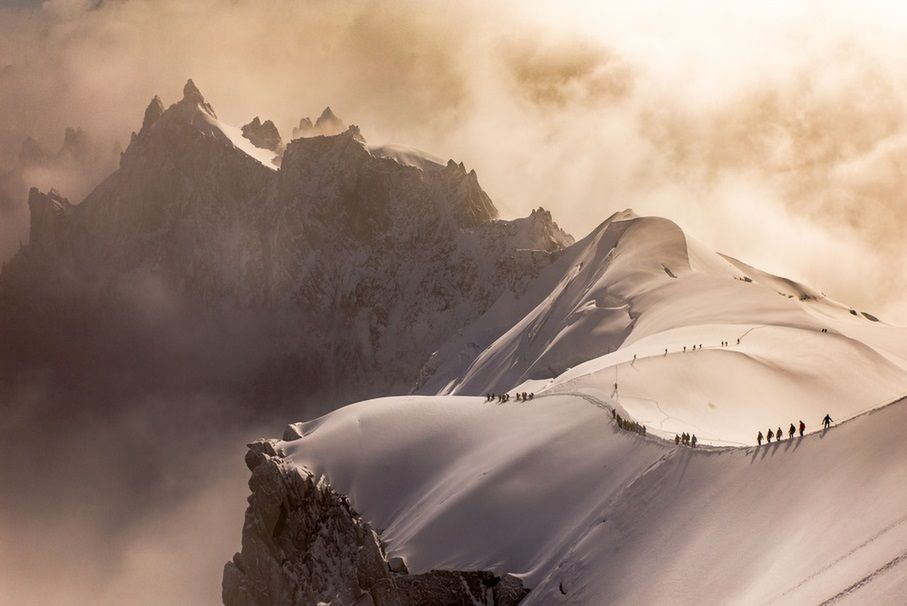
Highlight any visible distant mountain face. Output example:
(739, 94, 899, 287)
(0, 80, 572, 410)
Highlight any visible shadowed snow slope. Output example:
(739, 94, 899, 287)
(281, 393, 907, 605)
(419, 210, 907, 446)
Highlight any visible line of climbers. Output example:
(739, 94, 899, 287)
(612, 409, 646, 436)
(486, 392, 534, 403)
(648, 326, 831, 363)
(674, 432, 698, 448)
(756, 414, 833, 445)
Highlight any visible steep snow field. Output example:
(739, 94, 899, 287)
(423, 211, 907, 446)
(281, 393, 907, 605)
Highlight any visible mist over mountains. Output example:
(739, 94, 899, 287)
(0, 79, 574, 605)
(5, 1, 907, 323)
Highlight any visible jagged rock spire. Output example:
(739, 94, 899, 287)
(178, 78, 217, 119)
(182, 79, 204, 104)
(293, 107, 346, 138)
(292, 117, 313, 138)
(140, 95, 165, 135)
(241, 116, 284, 153)
(314, 106, 345, 134)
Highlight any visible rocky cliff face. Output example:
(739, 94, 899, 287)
(0, 80, 572, 409)
(224, 440, 529, 606)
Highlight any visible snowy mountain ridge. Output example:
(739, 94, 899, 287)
(236, 201, 907, 604)
(0, 80, 573, 408)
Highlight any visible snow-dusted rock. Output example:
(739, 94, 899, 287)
(26, 187, 73, 256)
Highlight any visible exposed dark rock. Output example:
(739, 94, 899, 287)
(241, 117, 284, 154)
(387, 557, 407, 574)
(183, 78, 205, 104)
(292, 107, 346, 138)
(223, 441, 529, 606)
(27, 187, 72, 254)
(140, 96, 165, 136)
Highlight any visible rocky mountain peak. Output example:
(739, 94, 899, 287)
(140, 95, 165, 135)
(291, 117, 313, 139)
(315, 106, 344, 133)
(292, 107, 346, 138)
(182, 78, 204, 104)
(176, 78, 218, 119)
(241, 116, 284, 152)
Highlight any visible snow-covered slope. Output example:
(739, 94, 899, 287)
(275, 393, 907, 605)
(420, 210, 907, 445)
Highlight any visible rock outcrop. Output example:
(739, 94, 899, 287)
(292, 106, 346, 138)
(242, 117, 284, 153)
(139, 95, 165, 136)
(223, 440, 529, 606)
(26, 188, 73, 257)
